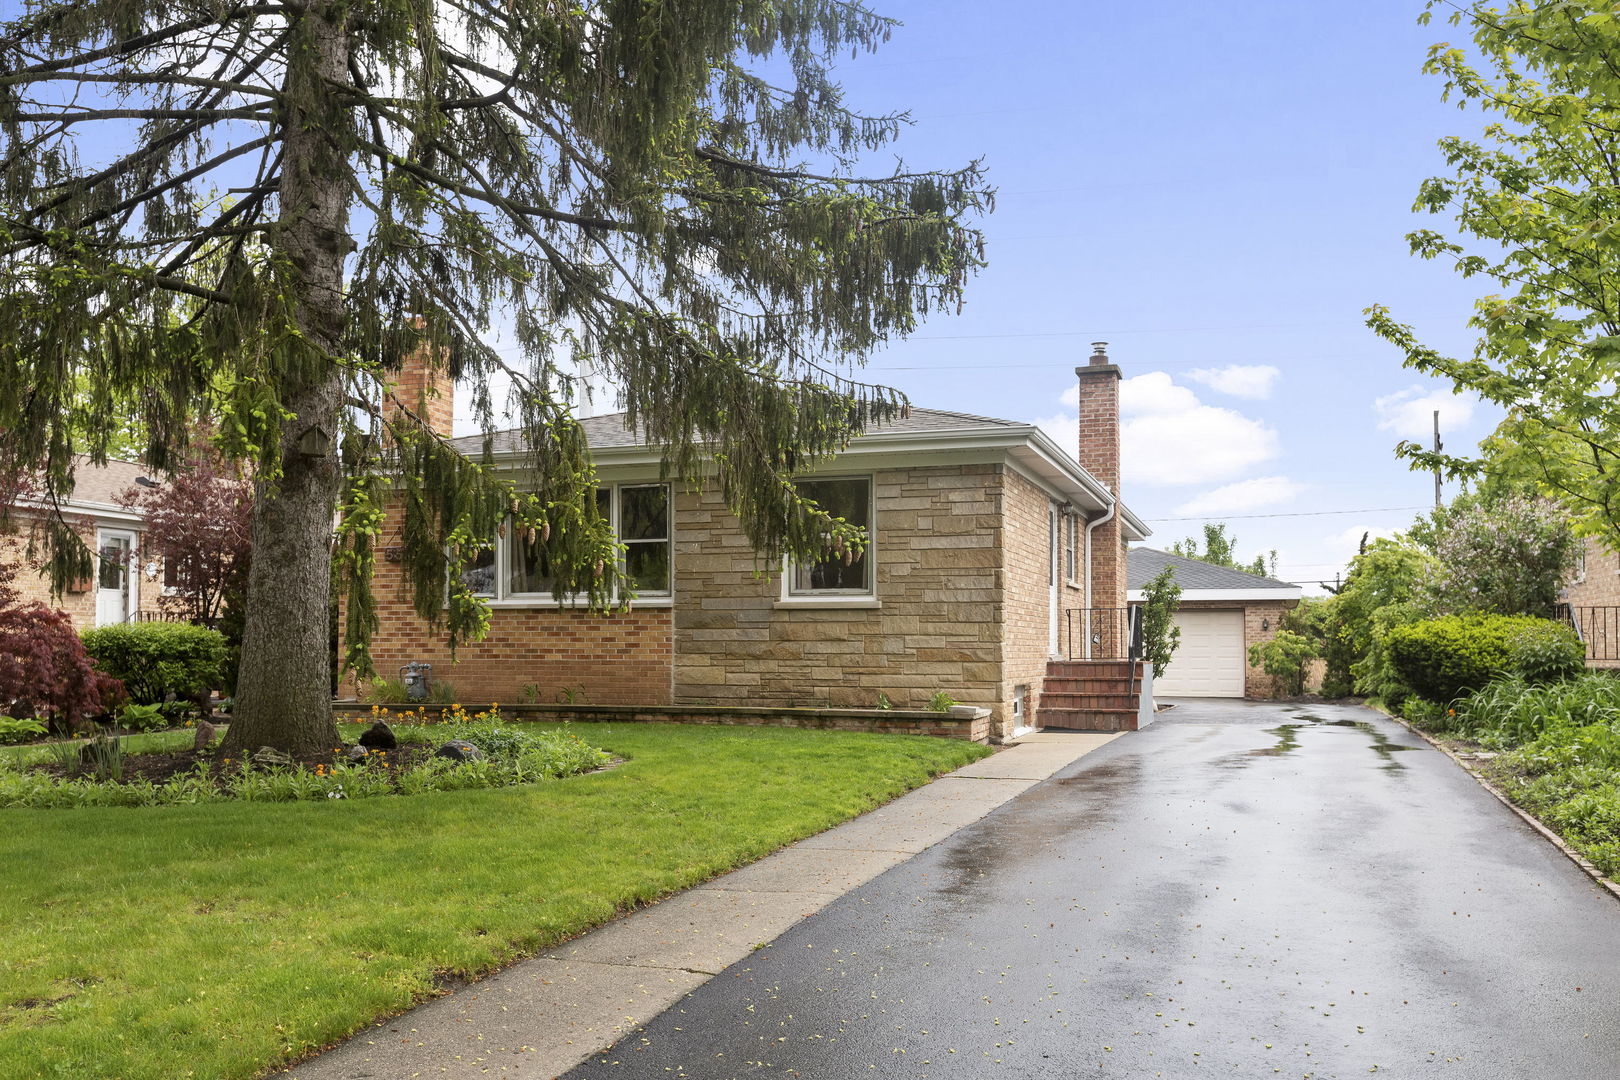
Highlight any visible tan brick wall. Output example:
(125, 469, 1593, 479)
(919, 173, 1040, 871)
(2, 516, 164, 632)
(340, 497, 674, 706)
(999, 468, 1084, 738)
(1172, 598, 1299, 699)
(1561, 538, 1620, 666)
(672, 464, 1007, 724)
(1564, 538, 1620, 608)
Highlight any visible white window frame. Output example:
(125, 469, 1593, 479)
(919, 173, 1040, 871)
(462, 483, 674, 608)
(778, 474, 879, 608)
(1065, 512, 1081, 587)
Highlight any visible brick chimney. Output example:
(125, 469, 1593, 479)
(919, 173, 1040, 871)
(1076, 342, 1126, 610)
(385, 323, 455, 439)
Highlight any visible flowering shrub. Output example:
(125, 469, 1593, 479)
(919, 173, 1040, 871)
(1416, 496, 1579, 619)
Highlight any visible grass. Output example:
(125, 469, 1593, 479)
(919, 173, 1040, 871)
(0, 723, 988, 1079)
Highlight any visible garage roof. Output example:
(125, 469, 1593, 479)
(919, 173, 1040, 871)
(1126, 546, 1302, 600)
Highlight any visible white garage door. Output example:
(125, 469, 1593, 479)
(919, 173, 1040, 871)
(1155, 610, 1245, 697)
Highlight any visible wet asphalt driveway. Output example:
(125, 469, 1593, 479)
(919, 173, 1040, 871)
(562, 700, 1620, 1080)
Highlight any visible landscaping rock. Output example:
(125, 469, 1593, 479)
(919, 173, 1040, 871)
(250, 746, 292, 767)
(344, 745, 370, 763)
(358, 721, 397, 750)
(193, 720, 217, 752)
(433, 740, 485, 762)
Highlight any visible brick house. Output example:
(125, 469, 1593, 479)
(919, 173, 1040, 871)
(1558, 537, 1620, 667)
(2, 458, 164, 630)
(350, 343, 1162, 742)
(1125, 547, 1302, 698)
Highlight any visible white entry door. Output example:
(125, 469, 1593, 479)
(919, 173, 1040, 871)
(1155, 610, 1245, 697)
(96, 530, 136, 626)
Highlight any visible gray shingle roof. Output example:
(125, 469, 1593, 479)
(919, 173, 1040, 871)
(68, 458, 150, 507)
(448, 407, 1025, 457)
(1127, 546, 1297, 592)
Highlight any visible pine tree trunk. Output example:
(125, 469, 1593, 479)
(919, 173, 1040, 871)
(221, 6, 351, 757)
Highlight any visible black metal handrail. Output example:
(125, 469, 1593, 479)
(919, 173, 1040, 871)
(1062, 607, 1142, 660)
(1556, 604, 1620, 662)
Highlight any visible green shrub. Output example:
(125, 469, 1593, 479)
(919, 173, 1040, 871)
(0, 716, 48, 745)
(117, 703, 170, 733)
(1510, 622, 1587, 685)
(1247, 630, 1317, 696)
(81, 623, 228, 705)
(1384, 614, 1581, 704)
(359, 675, 458, 705)
(1452, 671, 1620, 746)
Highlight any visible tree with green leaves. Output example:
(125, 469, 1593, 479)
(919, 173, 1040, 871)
(1367, 1, 1620, 549)
(0, 2, 989, 754)
(1169, 522, 1276, 578)
(1138, 566, 1182, 680)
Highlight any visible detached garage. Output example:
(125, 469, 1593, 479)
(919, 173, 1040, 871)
(1125, 547, 1303, 699)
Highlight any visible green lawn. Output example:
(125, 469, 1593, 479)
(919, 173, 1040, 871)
(0, 723, 988, 1079)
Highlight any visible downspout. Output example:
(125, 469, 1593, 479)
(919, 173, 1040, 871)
(1082, 494, 1117, 661)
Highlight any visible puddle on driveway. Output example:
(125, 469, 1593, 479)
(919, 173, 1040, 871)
(1215, 715, 1420, 772)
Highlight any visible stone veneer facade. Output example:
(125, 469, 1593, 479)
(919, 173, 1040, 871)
(351, 460, 1103, 740)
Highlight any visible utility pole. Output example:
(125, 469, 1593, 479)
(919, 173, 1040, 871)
(1433, 409, 1443, 509)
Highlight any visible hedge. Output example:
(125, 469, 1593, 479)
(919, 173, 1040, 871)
(1384, 613, 1583, 704)
(81, 622, 229, 705)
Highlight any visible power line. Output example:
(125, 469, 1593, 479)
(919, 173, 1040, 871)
(1147, 505, 1427, 522)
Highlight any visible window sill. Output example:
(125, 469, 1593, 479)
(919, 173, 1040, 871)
(774, 597, 882, 610)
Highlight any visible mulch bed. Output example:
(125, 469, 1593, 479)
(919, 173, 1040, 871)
(31, 742, 438, 786)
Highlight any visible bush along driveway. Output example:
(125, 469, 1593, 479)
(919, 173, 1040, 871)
(557, 701, 1620, 1080)
(0, 723, 988, 1080)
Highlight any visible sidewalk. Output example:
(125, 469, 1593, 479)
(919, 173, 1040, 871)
(282, 730, 1119, 1080)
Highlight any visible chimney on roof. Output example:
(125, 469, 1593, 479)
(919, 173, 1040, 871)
(1075, 342, 1125, 610)
(384, 318, 455, 440)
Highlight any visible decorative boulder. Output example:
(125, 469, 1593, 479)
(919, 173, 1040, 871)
(358, 721, 397, 750)
(433, 740, 485, 763)
(193, 720, 217, 752)
(250, 746, 292, 767)
(344, 745, 370, 763)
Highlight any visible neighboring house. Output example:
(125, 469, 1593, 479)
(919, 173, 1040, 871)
(349, 344, 1155, 742)
(1558, 536, 1620, 667)
(1126, 547, 1301, 698)
(2, 458, 163, 630)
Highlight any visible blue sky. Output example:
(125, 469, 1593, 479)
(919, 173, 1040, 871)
(797, 0, 1499, 590)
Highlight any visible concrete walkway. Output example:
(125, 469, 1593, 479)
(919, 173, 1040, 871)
(282, 730, 1118, 1080)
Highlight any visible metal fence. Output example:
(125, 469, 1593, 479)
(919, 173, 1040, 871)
(1061, 607, 1142, 660)
(1555, 604, 1620, 663)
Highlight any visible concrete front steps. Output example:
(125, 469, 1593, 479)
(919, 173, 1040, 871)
(1038, 659, 1147, 732)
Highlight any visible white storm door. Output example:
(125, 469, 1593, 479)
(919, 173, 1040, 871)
(1155, 610, 1245, 697)
(96, 530, 135, 626)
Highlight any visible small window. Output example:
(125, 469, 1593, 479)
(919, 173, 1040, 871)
(1067, 515, 1079, 583)
(790, 477, 874, 595)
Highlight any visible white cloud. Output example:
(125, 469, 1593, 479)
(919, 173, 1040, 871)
(1037, 371, 1280, 486)
(1374, 385, 1476, 441)
(1187, 364, 1281, 400)
(1174, 476, 1307, 516)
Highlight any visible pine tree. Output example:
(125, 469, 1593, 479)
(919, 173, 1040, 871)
(0, 1, 990, 754)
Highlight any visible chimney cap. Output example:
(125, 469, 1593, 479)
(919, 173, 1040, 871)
(1089, 341, 1109, 364)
